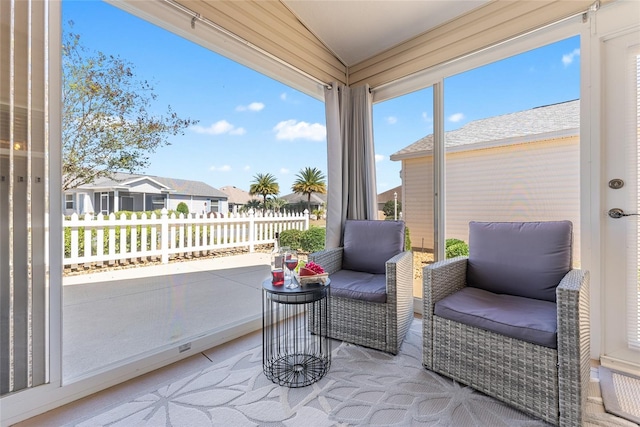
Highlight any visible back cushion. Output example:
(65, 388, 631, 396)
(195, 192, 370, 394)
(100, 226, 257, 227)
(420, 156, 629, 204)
(342, 220, 405, 274)
(466, 221, 572, 302)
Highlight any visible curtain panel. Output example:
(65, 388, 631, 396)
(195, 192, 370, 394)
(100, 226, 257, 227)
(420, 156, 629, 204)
(324, 83, 377, 249)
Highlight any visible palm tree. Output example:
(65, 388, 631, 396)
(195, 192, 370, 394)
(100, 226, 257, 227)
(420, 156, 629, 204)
(291, 167, 327, 213)
(241, 199, 262, 213)
(266, 197, 288, 213)
(249, 173, 280, 206)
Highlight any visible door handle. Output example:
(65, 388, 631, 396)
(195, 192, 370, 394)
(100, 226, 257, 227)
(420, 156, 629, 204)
(608, 208, 639, 218)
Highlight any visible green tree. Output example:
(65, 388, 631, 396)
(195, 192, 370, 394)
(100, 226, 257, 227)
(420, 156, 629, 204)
(61, 26, 196, 190)
(249, 173, 280, 206)
(291, 167, 327, 213)
(382, 199, 402, 219)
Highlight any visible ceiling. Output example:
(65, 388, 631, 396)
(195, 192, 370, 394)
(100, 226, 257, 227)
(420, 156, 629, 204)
(281, 0, 489, 66)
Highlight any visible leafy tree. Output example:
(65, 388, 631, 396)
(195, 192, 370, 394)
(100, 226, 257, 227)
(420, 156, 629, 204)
(61, 26, 197, 190)
(249, 173, 280, 205)
(291, 167, 327, 213)
(382, 199, 402, 219)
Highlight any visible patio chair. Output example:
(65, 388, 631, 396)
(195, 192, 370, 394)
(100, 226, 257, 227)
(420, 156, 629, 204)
(308, 219, 413, 354)
(423, 221, 590, 426)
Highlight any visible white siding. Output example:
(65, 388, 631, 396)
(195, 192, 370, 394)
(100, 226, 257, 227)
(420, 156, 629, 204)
(403, 157, 434, 252)
(402, 136, 581, 263)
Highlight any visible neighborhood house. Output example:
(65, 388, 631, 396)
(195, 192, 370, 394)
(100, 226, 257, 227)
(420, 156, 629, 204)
(391, 99, 580, 261)
(64, 172, 229, 216)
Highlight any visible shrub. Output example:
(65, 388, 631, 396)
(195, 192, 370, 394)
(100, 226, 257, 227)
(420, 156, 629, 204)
(405, 226, 412, 251)
(445, 238, 469, 258)
(176, 202, 189, 216)
(279, 229, 303, 251)
(300, 227, 325, 253)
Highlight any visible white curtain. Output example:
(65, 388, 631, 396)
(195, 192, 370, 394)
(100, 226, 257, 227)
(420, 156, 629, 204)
(324, 83, 378, 248)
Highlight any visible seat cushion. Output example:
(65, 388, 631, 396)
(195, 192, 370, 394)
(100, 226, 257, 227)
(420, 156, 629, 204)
(342, 220, 405, 274)
(435, 287, 558, 348)
(467, 221, 572, 302)
(329, 269, 387, 303)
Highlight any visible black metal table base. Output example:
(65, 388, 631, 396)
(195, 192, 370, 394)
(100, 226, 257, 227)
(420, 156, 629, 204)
(264, 353, 330, 388)
(262, 279, 330, 388)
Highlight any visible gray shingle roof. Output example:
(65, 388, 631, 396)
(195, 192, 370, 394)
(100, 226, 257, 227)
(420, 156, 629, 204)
(391, 100, 579, 160)
(79, 172, 228, 199)
(281, 192, 327, 204)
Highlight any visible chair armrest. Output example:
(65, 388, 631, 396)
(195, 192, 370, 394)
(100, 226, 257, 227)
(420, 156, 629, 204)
(556, 268, 590, 426)
(308, 247, 343, 275)
(422, 256, 468, 368)
(386, 250, 414, 353)
(423, 256, 468, 311)
(386, 250, 413, 303)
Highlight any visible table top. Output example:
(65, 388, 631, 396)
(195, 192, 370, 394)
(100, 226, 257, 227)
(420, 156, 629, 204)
(262, 277, 330, 300)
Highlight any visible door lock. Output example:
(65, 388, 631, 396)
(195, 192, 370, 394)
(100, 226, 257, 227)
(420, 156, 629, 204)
(608, 208, 639, 218)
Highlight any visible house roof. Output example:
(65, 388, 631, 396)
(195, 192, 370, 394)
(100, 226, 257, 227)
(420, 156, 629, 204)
(390, 100, 579, 161)
(377, 186, 402, 205)
(281, 192, 327, 205)
(220, 186, 258, 205)
(76, 172, 228, 199)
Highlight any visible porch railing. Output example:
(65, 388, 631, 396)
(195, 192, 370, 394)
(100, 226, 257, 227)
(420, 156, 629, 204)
(63, 209, 309, 268)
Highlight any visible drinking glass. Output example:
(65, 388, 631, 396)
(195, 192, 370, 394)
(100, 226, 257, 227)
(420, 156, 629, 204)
(284, 249, 299, 289)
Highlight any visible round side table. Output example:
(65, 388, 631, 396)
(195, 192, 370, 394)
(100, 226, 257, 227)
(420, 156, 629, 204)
(262, 278, 331, 387)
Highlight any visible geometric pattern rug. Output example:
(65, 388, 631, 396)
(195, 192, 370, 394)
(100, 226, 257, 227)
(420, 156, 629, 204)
(66, 320, 551, 426)
(599, 366, 640, 425)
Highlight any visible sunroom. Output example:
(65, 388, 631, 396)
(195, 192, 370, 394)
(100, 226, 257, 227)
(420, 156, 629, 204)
(2, 0, 639, 425)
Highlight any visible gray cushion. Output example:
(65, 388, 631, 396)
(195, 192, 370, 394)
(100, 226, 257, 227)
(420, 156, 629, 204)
(435, 287, 558, 348)
(342, 220, 405, 274)
(466, 221, 572, 302)
(329, 269, 387, 303)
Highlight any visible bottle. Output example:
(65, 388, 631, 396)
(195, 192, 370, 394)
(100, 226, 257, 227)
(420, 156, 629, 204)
(271, 232, 284, 285)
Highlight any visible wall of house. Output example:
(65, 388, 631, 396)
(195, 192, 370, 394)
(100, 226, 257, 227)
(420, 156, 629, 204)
(403, 136, 581, 262)
(166, 195, 228, 215)
(402, 156, 434, 252)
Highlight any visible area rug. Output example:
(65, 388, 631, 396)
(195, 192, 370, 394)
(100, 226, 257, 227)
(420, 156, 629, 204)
(599, 366, 640, 425)
(68, 320, 549, 426)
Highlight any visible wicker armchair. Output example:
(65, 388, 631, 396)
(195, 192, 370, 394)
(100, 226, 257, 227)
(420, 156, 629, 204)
(308, 220, 413, 354)
(423, 221, 590, 426)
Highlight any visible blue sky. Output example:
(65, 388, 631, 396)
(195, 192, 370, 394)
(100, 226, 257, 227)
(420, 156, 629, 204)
(63, 1, 580, 195)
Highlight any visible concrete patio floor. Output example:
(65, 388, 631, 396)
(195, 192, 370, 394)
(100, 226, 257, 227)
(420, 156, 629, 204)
(63, 253, 271, 381)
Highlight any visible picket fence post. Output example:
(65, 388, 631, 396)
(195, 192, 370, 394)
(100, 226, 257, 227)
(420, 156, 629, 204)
(248, 209, 255, 253)
(161, 208, 169, 264)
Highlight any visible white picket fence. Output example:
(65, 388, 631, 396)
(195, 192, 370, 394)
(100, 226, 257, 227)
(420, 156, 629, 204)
(63, 209, 309, 268)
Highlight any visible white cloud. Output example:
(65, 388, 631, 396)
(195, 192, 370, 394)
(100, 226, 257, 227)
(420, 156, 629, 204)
(448, 113, 465, 123)
(422, 112, 432, 122)
(191, 120, 244, 136)
(273, 120, 326, 141)
(209, 165, 232, 172)
(236, 102, 265, 112)
(280, 168, 290, 174)
(280, 93, 287, 101)
(375, 154, 386, 163)
(562, 48, 580, 67)
(386, 116, 397, 125)
(243, 165, 251, 171)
